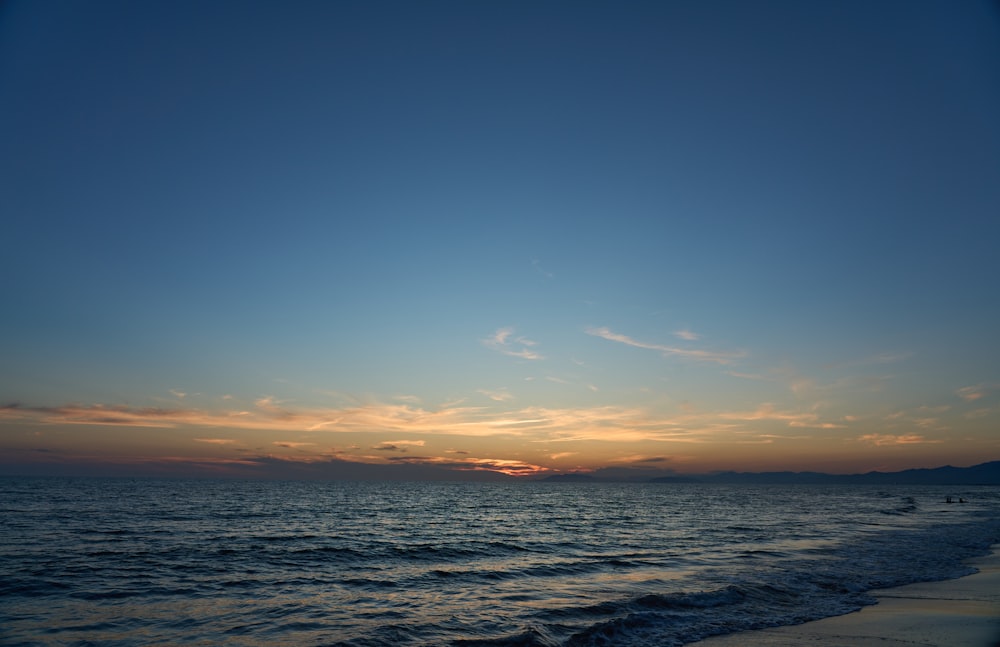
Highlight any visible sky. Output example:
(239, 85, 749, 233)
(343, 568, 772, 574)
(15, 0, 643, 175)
(2, 0, 999, 480)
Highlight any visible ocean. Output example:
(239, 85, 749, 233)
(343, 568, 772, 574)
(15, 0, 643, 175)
(1, 477, 998, 646)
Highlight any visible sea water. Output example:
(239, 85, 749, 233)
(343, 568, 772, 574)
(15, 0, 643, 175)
(1, 478, 998, 646)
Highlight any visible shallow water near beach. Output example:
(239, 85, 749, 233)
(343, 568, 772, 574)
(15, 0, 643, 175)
(2, 478, 998, 646)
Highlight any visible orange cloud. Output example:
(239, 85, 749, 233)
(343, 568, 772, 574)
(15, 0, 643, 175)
(718, 403, 846, 429)
(957, 383, 1000, 402)
(385, 454, 549, 477)
(477, 389, 514, 402)
(0, 399, 850, 447)
(857, 434, 942, 446)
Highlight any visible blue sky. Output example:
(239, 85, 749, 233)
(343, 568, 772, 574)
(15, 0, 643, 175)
(2, 0, 999, 478)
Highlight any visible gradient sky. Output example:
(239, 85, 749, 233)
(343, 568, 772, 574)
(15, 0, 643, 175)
(2, 0, 999, 480)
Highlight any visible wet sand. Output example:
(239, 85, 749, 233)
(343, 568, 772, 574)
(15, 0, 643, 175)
(691, 546, 1000, 647)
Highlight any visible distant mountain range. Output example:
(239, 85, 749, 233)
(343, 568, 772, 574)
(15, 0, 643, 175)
(540, 460, 1000, 485)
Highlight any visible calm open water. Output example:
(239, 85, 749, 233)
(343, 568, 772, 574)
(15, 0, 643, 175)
(1, 477, 998, 646)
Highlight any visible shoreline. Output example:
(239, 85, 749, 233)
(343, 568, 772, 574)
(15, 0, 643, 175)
(690, 545, 1000, 646)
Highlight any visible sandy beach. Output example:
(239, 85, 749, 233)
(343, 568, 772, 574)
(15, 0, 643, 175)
(692, 546, 1000, 646)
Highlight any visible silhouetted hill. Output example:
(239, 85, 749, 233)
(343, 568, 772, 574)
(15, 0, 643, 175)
(701, 461, 1000, 485)
(540, 461, 1000, 485)
(857, 461, 1000, 485)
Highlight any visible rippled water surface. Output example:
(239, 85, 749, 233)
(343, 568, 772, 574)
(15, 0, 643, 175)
(1, 478, 998, 646)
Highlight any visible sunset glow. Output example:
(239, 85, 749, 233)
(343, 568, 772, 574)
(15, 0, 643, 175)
(2, 0, 998, 480)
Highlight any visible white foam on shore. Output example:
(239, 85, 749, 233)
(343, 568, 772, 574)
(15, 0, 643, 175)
(690, 546, 1000, 647)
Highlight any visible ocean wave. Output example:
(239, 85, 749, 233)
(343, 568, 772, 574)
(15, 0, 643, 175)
(2, 479, 998, 646)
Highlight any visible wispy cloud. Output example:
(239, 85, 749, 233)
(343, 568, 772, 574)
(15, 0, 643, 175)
(385, 454, 549, 476)
(531, 259, 554, 279)
(918, 405, 951, 414)
(273, 441, 315, 448)
(857, 433, 942, 446)
(586, 327, 742, 364)
(718, 403, 846, 429)
(612, 455, 672, 464)
(825, 351, 913, 370)
(194, 438, 239, 445)
(477, 388, 514, 402)
(254, 396, 286, 412)
(482, 327, 543, 360)
(956, 383, 1000, 402)
(372, 439, 426, 452)
(0, 401, 514, 437)
(790, 374, 893, 398)
(876, 404, 966, 435)
(0, 403, 184, 428)
(911, 417, 947, 431)
(674, 329, 700, 341)
(0, 401, 701, 444)
(726, 371, 771, 381)
(0, 399, 879, 448)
